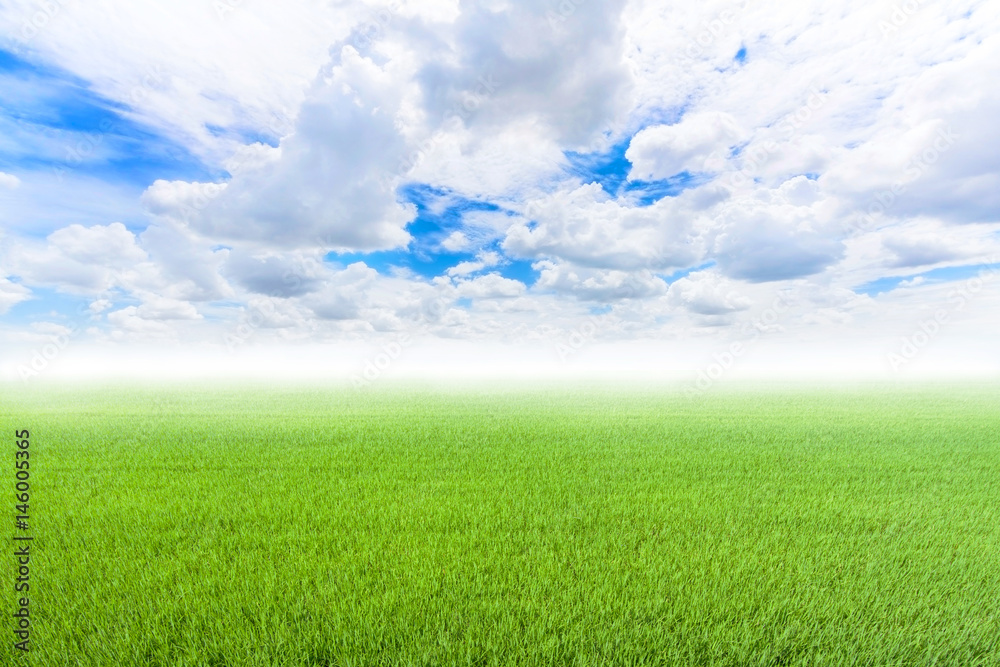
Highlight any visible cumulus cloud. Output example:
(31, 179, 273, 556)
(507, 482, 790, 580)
(301, 262, 379, 322)
(504, 183, 704, 271)
(666, 270, 753, 316)
(534, 260, 667, 302)
(131, 296, 202, 321)
(106, 307, 174, 337)
(144, 46, 416, 251)
(137, 223, 232, 302)
(626, 112, 745, 180)
(455, 273, 525, 299)
(882, 235, 967, 269)
(223, 250, 329, 298)
(8, 223, 148, 293)
(416, 0, 633, 148)
(48, 222, 146, 266)
(441, 231, 469, 252)
(446, 251, 501, 277)
(711, 197, 843, 282)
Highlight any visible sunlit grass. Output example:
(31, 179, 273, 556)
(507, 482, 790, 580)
(3, 382, 999, 665)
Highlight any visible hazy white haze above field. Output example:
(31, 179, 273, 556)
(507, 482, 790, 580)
(1, 0, 998, 382)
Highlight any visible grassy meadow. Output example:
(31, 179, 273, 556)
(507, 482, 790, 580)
(2, 382, 999, 665)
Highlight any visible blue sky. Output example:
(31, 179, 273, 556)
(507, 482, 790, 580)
(0, 47, 214, 188)
(1, 0, 999, 380)
(856, 263, 1000, 297)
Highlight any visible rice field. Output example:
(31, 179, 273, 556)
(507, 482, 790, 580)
(3, 382, 999, 665)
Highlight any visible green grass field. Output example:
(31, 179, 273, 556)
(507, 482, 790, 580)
(3, 382, 999, 666)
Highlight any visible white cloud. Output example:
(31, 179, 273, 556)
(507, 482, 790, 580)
(147, 46, 417, 251)
(881, 235, 967, 269)
(106, 307, 174, 337)
(48, 222, 146, 266)
(133, 295, 202, 321)
(140, 180, 227, 220)
(626, 112, 745, 180)
(441, 231, 469, 252)
(137, 223, 233, 302)
(0, 172, 20, 189)
(89, 299, 112, 314)
(666, 270, 753, 316)
(223, 249, 330, 298)
(301, 262, 379, 323)
(446, 251, 500, 277)
(7, 223, 148, 293)
(415, 0, 633, 148)
(504, 183, 705, 271)
(455, 273, 525, 299)
(534, 260, 667, 302)
(0, 277, 30, 314)
(711, 194, 843, 282)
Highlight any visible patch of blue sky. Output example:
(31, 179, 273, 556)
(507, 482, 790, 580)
(497, 259, 539, 286)
(658, 261, 717, 284)
(327, 183, 541, 286)
(564, 135, 707, 206)
(0, 48, 30, 73)
(564, 139, 633, 196)
(329, 245, 540, 287)
(856, 262, 1000, 296)
(0, 48, 216, 186)
(624, 171, 713, 206)
(397, 182, 501, 240)
(197, 300, 251, 324)
(327, 248, 453, 278)
(734, 46, 747, 63)
(589, 305, 612, 316)
(0, 287, 93, 324)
